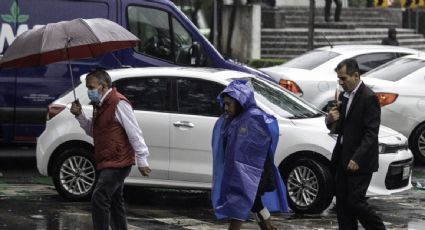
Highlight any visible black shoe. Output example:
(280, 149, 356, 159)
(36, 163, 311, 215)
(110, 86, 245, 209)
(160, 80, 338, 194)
(325, 17, 331, 22)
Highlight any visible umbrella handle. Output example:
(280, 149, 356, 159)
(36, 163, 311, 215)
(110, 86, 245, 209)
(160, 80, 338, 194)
(68, 60, 76, 101)
(65, 37, 77, 101)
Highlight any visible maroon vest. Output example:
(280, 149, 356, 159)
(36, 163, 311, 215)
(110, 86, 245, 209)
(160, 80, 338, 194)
(92, 88, 135, 170)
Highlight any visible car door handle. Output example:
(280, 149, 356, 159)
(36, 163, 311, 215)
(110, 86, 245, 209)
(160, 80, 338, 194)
(173, 121, 195, 128)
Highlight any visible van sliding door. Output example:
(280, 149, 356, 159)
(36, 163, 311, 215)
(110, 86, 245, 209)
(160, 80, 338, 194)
(0, 0, 18, 142)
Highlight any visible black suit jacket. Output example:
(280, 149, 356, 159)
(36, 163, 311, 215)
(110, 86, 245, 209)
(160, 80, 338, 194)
(327, 82, 381, 173)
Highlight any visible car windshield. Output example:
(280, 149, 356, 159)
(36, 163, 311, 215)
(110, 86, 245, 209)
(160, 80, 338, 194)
(364, 58, 425, 82)
(282, 50, 340, 70)
(229, 77, 323, 119)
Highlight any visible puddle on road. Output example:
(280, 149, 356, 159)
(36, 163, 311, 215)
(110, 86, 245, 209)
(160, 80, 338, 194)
(0, 198, 93, 230)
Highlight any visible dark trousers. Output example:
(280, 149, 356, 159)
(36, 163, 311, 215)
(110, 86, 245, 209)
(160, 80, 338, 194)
(92, 166, 132, 230)
(335, 169, 386, 230)
(325, 0, 342, 21)
(251, 195, 265, 212)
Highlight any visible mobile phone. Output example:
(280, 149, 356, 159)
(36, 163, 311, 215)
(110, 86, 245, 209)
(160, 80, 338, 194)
(327, 100, 338, 111)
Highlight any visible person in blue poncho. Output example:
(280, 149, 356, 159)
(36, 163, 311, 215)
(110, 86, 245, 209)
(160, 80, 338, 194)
(211, 80, 288, 230)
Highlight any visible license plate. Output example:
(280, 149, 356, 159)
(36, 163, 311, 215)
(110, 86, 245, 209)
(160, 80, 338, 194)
(402, 166, 410, 180)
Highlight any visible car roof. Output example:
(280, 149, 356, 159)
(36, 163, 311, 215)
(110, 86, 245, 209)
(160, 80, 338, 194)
(80, 67, 254, 84)
(316, 45, 419, 54)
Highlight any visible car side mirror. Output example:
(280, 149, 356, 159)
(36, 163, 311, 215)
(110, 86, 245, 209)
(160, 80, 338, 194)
(189, 42, 201, 66)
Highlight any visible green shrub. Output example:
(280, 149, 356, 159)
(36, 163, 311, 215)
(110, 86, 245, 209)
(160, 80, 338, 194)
(247, 58, 286, 69)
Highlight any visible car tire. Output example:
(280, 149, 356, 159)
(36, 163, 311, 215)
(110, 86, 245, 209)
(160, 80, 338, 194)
(281, 158, 334, 214)
(52, 147, 97, 201)
(409, 123, 425, 164)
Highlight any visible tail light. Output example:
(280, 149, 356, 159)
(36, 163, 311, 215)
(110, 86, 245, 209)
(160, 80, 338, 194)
(376, 93, 398, 107)
(279, 79, 303, 96)
(47, 104, 66, 120)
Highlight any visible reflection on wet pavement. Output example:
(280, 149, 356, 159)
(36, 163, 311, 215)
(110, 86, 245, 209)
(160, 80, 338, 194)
(0, 184, 56, 197)
(2, 185, 425, 230)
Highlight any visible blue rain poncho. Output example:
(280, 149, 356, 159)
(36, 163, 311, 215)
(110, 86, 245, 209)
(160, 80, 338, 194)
(211, 80, 289, 221)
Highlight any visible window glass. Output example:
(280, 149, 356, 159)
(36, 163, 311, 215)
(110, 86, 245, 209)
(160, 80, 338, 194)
(177, 79, 224, 117)
(127, 6, 173, 62)
(227, 78, 323, 119)
(172, 17, 193, 65)
(282, 50, 340, 70)
(397, 52, 411, 58)
(364, 58, 425, 82)
(354, 53, 396, 74)
(115, 77, 171, 112)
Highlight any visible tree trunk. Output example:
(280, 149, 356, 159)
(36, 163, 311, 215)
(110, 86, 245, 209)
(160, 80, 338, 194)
(226, 0, 242, 57)
(308, 0, 315, 50)
(217, 0, 223, 53)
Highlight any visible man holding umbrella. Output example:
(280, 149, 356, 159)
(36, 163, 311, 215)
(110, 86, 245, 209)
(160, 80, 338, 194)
(70, 69, 151, 230)
(0, 18, 145, 229)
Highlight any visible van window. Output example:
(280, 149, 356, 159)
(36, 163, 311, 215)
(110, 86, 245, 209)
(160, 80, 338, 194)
(128, 6, 173, 62)
(115, 77, 173, 112)
(127, 5, 198, 66)
(172, 17, 193, 65)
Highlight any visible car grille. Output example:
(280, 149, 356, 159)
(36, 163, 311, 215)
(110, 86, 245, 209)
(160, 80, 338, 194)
(385, 158, 413, 190)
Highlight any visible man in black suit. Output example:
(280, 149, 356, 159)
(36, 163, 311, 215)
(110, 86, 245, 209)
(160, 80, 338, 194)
(326, 59, 386, 230)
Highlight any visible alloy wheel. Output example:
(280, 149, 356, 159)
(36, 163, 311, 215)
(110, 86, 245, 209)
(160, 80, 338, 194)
(59, 155, 96, 195)
(287, 166, 319, 207)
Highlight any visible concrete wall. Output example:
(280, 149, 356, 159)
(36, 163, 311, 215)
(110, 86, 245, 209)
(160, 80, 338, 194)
(221, 4, 261, 62)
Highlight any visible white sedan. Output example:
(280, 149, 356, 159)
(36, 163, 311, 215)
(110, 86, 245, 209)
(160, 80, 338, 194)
(36, 67, 413, 214)
(260, 45, 420, 111)
(362, 54, 425, 163)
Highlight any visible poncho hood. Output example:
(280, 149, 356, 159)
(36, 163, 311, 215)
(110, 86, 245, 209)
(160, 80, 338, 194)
(218, 80, 256, 110)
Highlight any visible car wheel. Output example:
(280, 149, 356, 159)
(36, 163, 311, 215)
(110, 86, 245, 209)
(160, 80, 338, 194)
(52, 147, 97, 201)
(409, 123, 425, 164)
(282, 158, 334, 214)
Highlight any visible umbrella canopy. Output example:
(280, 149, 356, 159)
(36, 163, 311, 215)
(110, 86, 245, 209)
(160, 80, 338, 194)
(0, 18, 139, 68)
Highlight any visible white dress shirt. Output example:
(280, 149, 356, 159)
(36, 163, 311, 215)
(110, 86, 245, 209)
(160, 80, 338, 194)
(343, 80, 362, 116)
(340, 80, 362, 144)
(76, 88, 150, 167)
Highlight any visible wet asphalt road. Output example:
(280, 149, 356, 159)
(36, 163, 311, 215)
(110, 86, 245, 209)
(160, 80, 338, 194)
(1, 145, 425, 229)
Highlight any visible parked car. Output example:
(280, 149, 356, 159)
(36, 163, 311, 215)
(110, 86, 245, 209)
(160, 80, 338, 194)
(361, 54, 425, 163)
(0, 0, 271, 144)
(260, 45, 420, 111)
(36, 67, 413, 214)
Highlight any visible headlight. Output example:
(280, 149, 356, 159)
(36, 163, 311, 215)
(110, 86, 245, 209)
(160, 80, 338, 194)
(379, 142, 408, 154)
